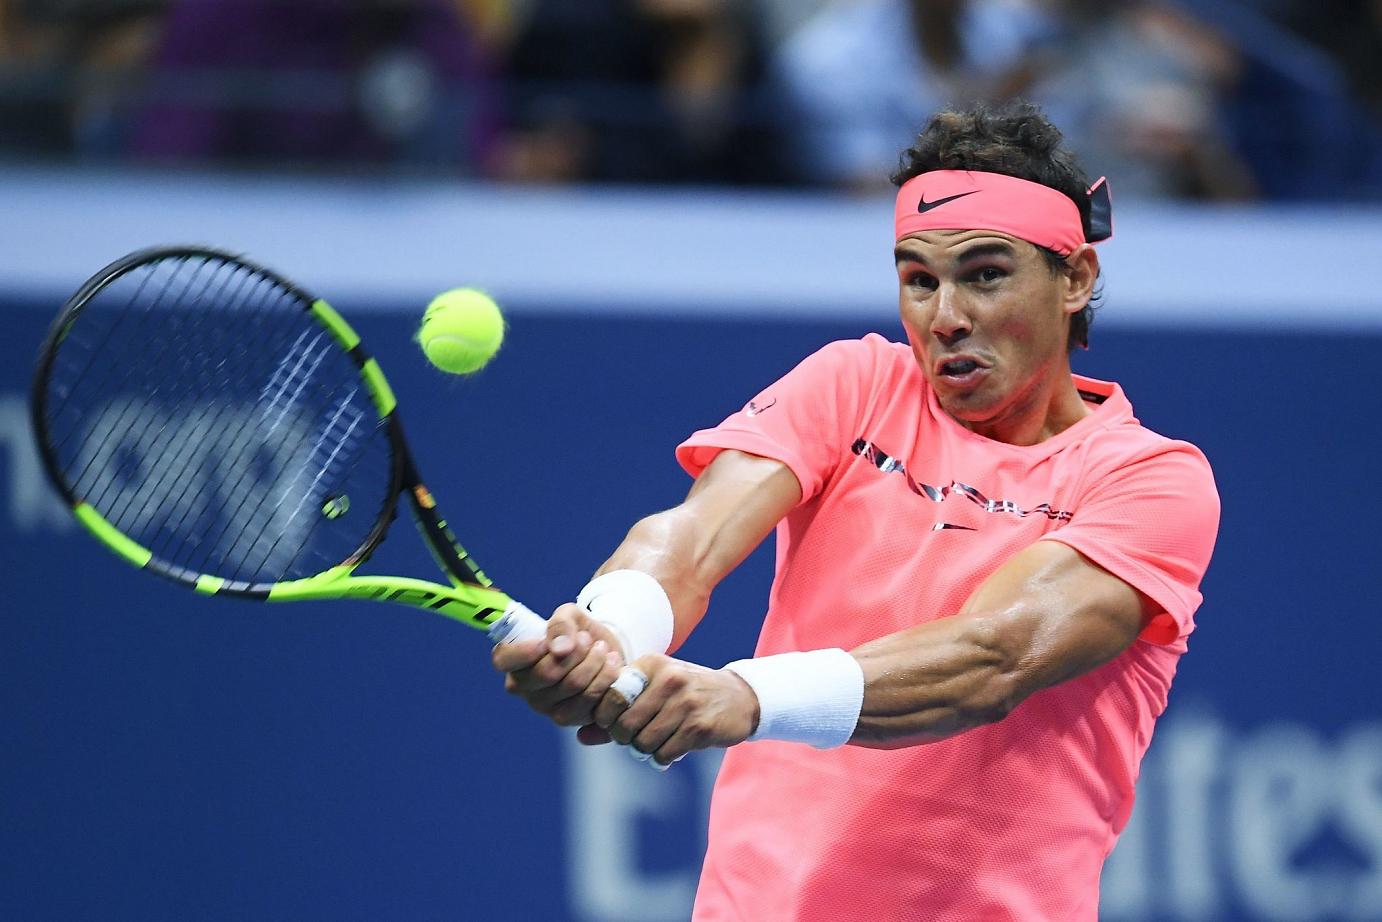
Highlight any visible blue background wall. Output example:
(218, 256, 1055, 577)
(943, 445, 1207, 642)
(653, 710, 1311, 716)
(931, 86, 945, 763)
(2, 175, 1380, 921)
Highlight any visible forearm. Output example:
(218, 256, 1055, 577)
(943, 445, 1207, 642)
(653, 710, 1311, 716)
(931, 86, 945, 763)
(594, 450, 800, 653)
(590, 540, 1147, 762)
(848, 611, 1033, 748)
(596, 508, 717, 653)
(849, 542, 1148, 748)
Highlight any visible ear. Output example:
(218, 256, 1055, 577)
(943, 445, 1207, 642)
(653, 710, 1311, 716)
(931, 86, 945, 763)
(1062, 244, 1099, 316)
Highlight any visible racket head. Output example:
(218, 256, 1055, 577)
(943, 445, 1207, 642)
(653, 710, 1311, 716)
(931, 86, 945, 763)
(31, 245, 405, 597)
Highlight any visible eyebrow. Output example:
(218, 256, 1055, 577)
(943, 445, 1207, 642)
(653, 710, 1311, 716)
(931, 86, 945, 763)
(894, 241, 1019, 266)
(955, 242, 1018, 262)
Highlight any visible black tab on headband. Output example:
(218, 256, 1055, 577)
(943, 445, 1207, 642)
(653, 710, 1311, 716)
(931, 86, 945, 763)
(1087, 177, 1113, 243)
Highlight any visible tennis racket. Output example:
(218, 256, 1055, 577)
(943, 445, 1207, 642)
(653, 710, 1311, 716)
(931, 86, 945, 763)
(30, 245, 648, 707)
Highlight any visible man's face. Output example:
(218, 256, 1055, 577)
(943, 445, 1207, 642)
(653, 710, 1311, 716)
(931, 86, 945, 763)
(894, 229, 1093, 438)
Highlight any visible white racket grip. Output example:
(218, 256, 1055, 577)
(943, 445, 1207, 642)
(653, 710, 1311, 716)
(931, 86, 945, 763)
(486, 601, 548, 645)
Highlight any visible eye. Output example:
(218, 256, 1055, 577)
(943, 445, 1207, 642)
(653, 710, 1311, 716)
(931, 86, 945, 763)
(903, 270, 937, 291)
(970, 266, 1006, 284)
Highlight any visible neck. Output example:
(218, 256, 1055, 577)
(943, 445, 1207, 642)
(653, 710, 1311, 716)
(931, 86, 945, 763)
(963, 361, 1090, 446)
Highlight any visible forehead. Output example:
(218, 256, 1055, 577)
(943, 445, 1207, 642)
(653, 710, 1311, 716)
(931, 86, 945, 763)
(893, 229, 1041, 264)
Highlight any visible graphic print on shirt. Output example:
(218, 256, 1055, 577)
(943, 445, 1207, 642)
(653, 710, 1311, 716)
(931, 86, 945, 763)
(745, 397, 776, 417)
(850, 438, 1073, 530)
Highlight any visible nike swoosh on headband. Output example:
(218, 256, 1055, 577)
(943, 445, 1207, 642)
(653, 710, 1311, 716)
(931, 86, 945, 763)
(916, 190, 979, 214)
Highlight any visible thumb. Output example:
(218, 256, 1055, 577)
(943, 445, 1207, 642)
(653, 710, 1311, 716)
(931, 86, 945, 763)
(491, 636, 547, 672)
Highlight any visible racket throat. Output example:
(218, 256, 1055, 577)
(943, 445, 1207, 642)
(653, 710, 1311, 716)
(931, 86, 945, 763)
(267, 571, 512, 630)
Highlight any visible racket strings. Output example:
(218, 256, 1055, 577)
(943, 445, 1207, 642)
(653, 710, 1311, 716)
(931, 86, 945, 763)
(55, 255, 230, 472)
(143, 269, 383, 582)
(258, 402, 382, 580)
(146, 285, 325, 578)
(79, 262, 294, 559)
(233, 391, 368, 580)
(84, 260, 269, 537)
(43, 253, 393, 585)
(49, 255, 195, 438)
(169, 277, 387, 583)
(156, 314, 329, 573)
(207, 333, 366, 580)
(136, 316, 282, 565)
(60, 257, 276, 550)
(63, 255, 265, 500)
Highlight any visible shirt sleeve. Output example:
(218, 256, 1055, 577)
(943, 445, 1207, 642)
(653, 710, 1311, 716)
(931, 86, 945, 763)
(1040, 444, 1221, 645)
(676, 337, 880, 505)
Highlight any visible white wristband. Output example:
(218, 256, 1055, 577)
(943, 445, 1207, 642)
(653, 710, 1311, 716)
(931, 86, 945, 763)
(576, 569, 674, 661)
(724, 649, 864, 750)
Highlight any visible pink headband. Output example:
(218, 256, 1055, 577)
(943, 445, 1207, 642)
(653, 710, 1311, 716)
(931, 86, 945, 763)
(894, 170, 1112, 255)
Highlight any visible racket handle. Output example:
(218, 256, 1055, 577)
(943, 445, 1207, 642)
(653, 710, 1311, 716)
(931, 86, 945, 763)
(487, 601, 549, 644)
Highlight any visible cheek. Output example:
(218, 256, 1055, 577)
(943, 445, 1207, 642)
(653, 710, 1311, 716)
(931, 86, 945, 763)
(993, 291, 1062, 349)
(987, 310, 1036, 354)
(898, 293, 928, 333)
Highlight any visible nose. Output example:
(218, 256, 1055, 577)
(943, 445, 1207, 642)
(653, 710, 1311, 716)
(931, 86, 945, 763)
(929, 282, 971, 346)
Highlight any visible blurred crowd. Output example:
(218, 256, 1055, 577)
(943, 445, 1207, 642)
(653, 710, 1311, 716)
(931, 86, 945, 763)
(1, 0, 1379, 199)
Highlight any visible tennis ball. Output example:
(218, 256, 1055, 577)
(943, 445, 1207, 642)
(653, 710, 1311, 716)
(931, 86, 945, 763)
(418, 288, 505, 374)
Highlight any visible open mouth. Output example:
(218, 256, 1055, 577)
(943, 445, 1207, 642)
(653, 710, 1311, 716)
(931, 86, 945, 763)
(934, 356, 990, 387)
(939, 358, 980, 376)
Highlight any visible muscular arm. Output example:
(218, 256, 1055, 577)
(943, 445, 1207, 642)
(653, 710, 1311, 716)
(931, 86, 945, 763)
(594, 449, 801, 652)
(492, 449, 799, 727)
(597, 536, 1153, 764)
(505, 453, 1152, 762)
(849, 539, 1151, 747)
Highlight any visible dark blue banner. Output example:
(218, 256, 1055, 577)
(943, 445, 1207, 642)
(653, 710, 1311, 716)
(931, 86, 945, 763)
(3, 299, 1379, 921)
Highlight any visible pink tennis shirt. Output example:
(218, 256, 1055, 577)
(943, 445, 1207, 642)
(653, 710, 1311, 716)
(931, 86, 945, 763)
(676, 335, 1219, 922)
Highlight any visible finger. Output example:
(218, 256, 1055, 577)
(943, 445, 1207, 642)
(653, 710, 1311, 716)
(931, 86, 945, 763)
(545, 610, 584, 659)
(529, 640, 610, 721)
(631, 705, 684, 759)
(548, 631, 576, 658)
(593, 665, 649, 734)
(509, 630, 594, 694)
(606, 678, 662, 747)
(491, 637, 547, 673)
(534, 605, 579, 660)
(549, 647, 623, 726)
(651, 724, 701, 768)
(529, 638, 607, 704)
(550, 601, 630, 666)
(549, 600, 591, 625)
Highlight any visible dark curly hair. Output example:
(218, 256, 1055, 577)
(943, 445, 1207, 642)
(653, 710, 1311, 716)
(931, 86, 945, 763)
(891, 100, 1102, 350)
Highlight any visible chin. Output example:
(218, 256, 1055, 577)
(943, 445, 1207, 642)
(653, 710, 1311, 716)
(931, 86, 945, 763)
(936, 390, 1000, 421)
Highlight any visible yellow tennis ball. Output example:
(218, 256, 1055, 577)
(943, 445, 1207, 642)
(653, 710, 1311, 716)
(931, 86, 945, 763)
(418, 288, 505, 374)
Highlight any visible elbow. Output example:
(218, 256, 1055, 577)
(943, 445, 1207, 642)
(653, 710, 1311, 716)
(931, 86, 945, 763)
(950, 671, 1031, 739)
(966, 672, 1024, 727)
(849, 615, 1038, 749)
(956, 618, 1029, 727)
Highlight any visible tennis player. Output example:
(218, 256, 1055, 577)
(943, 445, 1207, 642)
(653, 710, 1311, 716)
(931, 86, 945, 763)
(494, 100, 1219, 920)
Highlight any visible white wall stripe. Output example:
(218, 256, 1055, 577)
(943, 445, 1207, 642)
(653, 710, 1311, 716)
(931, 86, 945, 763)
(3, 166, 1380, 329)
